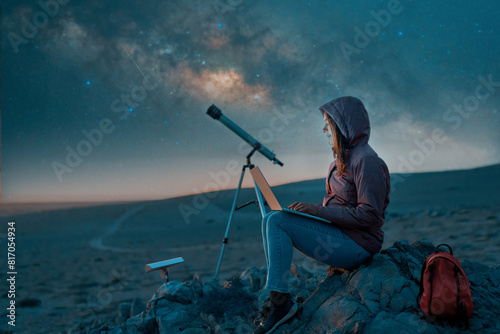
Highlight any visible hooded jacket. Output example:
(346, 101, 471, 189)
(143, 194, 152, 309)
(317, 96, 390, 254)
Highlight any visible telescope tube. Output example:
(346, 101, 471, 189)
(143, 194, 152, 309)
(207, 104, 283, 166)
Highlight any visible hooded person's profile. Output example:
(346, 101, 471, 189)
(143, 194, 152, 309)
(253, 96, 391, 334)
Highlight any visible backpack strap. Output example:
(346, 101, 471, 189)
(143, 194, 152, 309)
(461, 302, 470, 329)
(427, 263, 435, 316)
(454, 265, 461, 316)
(435, 244, 453, 255)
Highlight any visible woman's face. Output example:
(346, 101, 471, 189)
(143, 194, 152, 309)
(323, 113, 335, 146)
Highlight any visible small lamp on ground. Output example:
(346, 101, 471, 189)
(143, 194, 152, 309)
(145, 257, 184, 283)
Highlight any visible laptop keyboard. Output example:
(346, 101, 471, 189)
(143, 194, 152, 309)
(285, 208, 309, 215)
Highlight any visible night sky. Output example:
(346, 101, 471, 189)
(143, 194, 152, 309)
(1, 0, 499, 202)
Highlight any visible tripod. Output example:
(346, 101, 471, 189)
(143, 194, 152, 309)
(214, 145, 267, 280)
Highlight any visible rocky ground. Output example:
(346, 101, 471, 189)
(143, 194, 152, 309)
(85, 241, 500, 334)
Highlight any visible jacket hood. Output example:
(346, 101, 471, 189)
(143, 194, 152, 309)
(319, 96, 370, 148)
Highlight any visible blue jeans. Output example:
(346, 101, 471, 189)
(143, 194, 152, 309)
(262, 211, 372, 293)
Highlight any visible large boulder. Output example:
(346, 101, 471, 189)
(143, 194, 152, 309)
(90, 241, 500, 334)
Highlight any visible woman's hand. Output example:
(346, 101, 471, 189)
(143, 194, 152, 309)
(288, 202, 319, 216)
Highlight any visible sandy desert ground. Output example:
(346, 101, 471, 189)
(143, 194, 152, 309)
(0, 164, 499, 333)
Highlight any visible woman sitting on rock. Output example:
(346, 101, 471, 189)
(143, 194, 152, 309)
(254, 96, 391, 334)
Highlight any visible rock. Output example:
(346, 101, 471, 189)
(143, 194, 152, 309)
(89, 325, 110, 334)
(154, 281, 182, 299)
(299, 267, 346, 321)
(117, 302, 132, 324)
(214, 325, 226, 334)
(202, 284, 215, 298)
(197, 276, 258, 323)
(124, 315, 140, 327)
(364, 311, 440, 334)
(249, 274, 262, 293)
(234, 322, 255, 334)
(151, 278, 198, 305)
(137, 312, 158, 333)
(180, 329, 206, 334)
(309, 293, 370, 333)
(240, 266, 260, 283)
(158, 314, 189, 334)
(169, 284, 195, 305)
(189, 274, 204, 298)
(200, 313, 218, 328)
(223, 276, 244, 289)
(388, 284, 418, 313)
(165, 309, 191, 327)
(108, 327, 125, 334)
(131, 297, 146, 317)
(91, 241, 500, 334)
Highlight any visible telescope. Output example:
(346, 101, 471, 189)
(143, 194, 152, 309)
(206, 105, 284, 166)
(206, 104, 284, 279)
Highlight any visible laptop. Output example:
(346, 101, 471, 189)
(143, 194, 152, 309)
(250, 166, 331, 224)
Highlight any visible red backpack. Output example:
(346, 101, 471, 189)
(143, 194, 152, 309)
(417, 244, 473, 328)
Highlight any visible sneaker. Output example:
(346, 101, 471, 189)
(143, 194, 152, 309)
(253, 295, 298, 334)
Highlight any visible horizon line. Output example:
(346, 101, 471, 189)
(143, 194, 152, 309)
(1, 162, 498, 205)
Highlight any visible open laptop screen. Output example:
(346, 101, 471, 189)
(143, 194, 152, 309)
(249, 166, 282, 211)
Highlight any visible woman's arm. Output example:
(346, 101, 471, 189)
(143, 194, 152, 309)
(317, 155, 390, 229)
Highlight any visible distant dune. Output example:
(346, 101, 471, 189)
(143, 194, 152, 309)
(2, 163, 499, 217)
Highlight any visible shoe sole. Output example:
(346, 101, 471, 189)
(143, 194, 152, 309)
(266, 302, 299, 334)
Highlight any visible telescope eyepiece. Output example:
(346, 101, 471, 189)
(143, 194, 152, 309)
(207, 104, 222, 120)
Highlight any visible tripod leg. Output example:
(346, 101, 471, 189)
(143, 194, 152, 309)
(214, 165, 246, 279)
(253, 180, 267, 218)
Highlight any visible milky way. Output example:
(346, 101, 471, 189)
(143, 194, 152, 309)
(1, 0, 499, 202)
